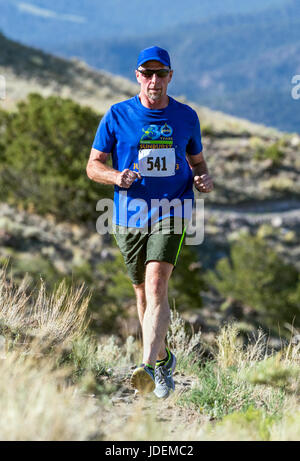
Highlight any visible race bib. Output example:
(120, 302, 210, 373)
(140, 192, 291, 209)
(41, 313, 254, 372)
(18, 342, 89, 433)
(138, 148, 175, 177)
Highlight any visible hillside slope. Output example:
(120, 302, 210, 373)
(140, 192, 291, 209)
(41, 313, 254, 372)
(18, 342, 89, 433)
(0, 31, 281, 139)
(0, 31, 138, 115)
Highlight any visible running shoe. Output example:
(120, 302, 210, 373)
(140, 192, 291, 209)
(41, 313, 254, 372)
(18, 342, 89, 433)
(154, 350, 176, 399)
(130, 364, 155, 395)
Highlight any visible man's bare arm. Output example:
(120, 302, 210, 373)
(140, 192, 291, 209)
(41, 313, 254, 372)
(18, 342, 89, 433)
(86, 148, 141, 188)
(86, 148, 119, 185)
(186, 152, 214, 193)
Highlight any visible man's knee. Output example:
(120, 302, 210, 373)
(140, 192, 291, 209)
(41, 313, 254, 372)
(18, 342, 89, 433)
(146, 276, 168, 299)
(145, 261, 173, 299)
(146, 260, 173, 280)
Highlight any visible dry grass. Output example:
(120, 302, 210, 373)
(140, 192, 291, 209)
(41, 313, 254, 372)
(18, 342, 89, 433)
(0, 267, 31, 331)
(0, 264, 102, 441)
(0, 351, 100, 441)
(167, 308, 203, 370)
(0, 264, 90, 347)
(30, 279, 90, 344)
(215, 323, 267, 370)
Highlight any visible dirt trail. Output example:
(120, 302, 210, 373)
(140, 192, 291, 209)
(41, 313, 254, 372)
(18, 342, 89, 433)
(205, 199, 300, 226)
(98, 367, 202, 441)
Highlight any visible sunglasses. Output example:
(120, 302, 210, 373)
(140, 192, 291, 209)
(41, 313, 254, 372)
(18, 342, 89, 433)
(138, 68, 171, 78)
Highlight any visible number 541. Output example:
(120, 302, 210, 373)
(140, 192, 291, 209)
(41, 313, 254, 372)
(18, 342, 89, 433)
(147, 156, 167, 171)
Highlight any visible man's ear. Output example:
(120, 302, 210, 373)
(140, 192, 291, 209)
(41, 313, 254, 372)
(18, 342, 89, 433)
(135, 70, 141, 84)
(168, 70, 174, 83)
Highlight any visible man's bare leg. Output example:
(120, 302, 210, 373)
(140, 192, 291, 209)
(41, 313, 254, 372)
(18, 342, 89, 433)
(133, 282, 146, 328)
(141, 261, 173, 368)
(133, 280, 169, 362)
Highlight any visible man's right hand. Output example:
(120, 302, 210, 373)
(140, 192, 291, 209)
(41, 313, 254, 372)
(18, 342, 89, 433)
(116, 169, 142, 188)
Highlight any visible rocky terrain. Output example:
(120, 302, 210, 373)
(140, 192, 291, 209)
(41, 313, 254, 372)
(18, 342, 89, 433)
(199, 132, 300, 271)
(0, 203, 109, 280)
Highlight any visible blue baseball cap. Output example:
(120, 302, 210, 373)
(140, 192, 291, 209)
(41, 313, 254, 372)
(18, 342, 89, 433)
(137, 46, 171, 69)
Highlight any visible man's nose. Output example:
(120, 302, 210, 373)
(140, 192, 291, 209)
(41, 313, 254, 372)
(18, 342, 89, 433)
(150, 72, 159, 83)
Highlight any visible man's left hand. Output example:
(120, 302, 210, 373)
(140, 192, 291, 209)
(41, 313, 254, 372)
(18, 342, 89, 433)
(194, 174, 214, 193)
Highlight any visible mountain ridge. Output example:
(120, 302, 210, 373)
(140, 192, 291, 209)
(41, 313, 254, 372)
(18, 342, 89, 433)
(0, 0, 288, 44)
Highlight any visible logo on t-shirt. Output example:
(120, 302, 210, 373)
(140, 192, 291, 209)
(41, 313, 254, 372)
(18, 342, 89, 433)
(160, 124, 173, 137)
(140, 123, 173, 149)
(138, 123, 176, 176)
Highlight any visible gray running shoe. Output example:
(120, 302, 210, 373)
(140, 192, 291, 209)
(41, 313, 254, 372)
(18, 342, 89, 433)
(131, 364, 155, 395)
(154, 351, 176, 399)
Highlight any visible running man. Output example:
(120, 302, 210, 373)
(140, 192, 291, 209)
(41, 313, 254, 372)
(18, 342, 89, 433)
(86, 46, 213, 398)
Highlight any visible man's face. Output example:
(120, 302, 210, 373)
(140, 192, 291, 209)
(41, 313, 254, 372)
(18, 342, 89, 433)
(135, 60, 173, 102)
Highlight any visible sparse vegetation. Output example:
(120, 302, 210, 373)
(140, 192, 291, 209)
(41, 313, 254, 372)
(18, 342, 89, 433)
(254, 141, 285, 169)
(175, 323, 298, 440)
(201, 124, 215, 136)
(0, 264, 299, 441)
(205, 234, 300, 332)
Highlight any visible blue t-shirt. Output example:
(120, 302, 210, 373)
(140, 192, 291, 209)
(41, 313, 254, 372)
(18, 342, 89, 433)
(92, 95, 203, 228)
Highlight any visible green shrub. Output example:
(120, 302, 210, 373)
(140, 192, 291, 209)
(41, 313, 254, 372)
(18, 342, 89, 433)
(205, 235, 300, 330)
(169, 245, 207, 311)
(58, 334, 109, 396)
(211, 407, 278, 441)
(245, 355, 300, 389)
(254, 141, 285, 168)
(178, 361, 257, 419)
(0, 94, 112, 223)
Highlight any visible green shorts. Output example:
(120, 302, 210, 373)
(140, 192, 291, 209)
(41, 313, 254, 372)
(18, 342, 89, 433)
(113, 217, 188, 285)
